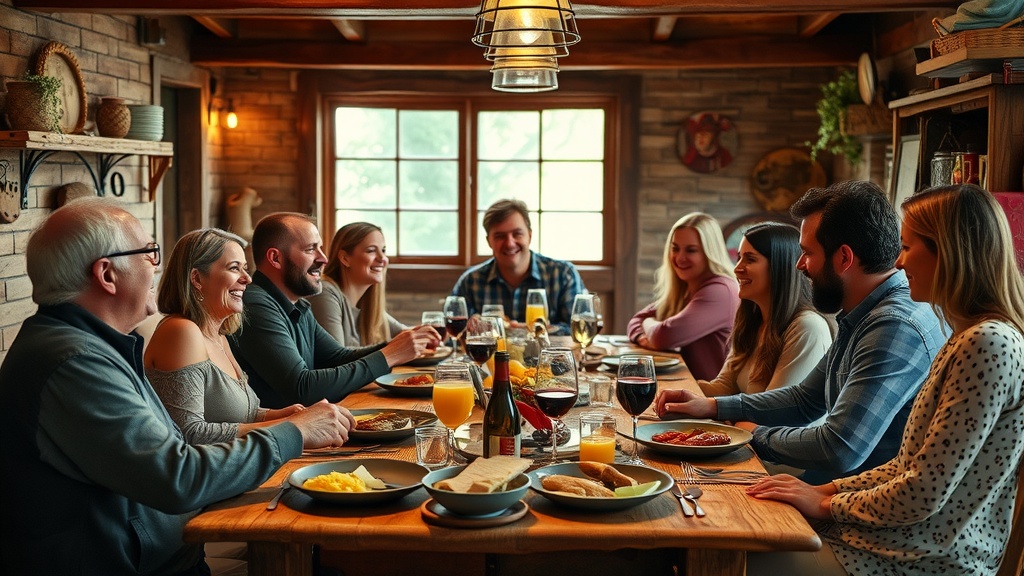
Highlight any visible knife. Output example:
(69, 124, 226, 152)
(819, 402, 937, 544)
(669, 484, 694, 517)
(266, 482, 289, 511)
(302, 444, 382, 456)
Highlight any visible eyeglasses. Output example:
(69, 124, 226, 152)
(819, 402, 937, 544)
(102, 242, 161, 266)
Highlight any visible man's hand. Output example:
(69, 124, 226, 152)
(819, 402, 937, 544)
(381, 325, 442, 367)
(287, 399, 355, 449)
(654, 388, 717, 419)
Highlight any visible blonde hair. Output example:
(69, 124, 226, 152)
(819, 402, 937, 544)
(901, 184, 1024, 334)
(654, 212, 735, 319)
(322, 222, 391, 345)
(158, 228, 248, 336)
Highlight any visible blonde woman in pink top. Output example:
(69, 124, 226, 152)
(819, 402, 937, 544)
(627, 213, 740, 380)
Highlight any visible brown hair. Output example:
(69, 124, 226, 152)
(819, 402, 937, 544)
(158, 228, 248, 335)
(483, 199, 532, 234)
(323, 222, 392, 345)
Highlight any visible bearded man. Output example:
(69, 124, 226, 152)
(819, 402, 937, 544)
(230, 213, 439, 408)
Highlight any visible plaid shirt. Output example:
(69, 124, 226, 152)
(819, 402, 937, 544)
(716, 273, 946, 484)
(451, 251, 585, 335)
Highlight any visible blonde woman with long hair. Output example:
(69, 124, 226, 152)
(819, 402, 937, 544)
(747, 184, 1024, 576)
(627, 212, 740, 380)
(311, 222, 406, 346)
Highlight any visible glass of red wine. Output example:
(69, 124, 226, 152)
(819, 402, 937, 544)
(615, 355, 657, 465)
(421, 311, 448, 348)
(534, 347, 578, 464)
(443, 296, 469, 360)
(465, 315, 499, 368)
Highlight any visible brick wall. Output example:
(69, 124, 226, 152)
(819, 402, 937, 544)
(0, 0, 199, 362)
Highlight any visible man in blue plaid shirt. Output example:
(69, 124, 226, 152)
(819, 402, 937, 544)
(655, 181, 946, 483)
(451, 199, 585, 335)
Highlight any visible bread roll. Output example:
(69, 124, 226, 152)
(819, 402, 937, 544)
(434, 456, 531, 493)
(541, 474, 614, 497)
(578, 461, 637, 488)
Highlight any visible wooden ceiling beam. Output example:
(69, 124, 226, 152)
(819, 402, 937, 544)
(193, 15, 236, 38)
(190, 34, 866, 70)
(798, 13, 839, 37)
(14, 0, 961, 18)
(651, 16, 677, 42)
(331, 18, 366, 42)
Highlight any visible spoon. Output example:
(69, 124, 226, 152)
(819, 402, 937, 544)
(684, 487, 706, 517)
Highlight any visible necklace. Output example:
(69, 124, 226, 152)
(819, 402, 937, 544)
(206, 333, 226, 355)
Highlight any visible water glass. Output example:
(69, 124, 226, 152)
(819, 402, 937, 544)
(415, 425, 449, 470)
(578, 412, 617, 463)
(588, 374, 615, 409)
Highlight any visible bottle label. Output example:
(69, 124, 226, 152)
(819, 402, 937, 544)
(487, 435, 521, 457)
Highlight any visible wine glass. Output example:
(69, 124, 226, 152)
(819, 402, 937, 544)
(615, 355, 657, 465)
(592, 292, 605, 336)
(481, 304, 507, 353)
(421, 311, 447, 348)
(443, 296, 469, 360)
(534, 347, 578, 465)
(431, 361, 476, 466)
(525, 288, 548, 330)
(465, 315, 499, 369)
(570, 294, 598, 373)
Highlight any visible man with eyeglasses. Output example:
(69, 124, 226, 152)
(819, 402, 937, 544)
(0, 197, 355, 575)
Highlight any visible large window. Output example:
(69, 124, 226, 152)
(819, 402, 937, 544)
(325, 96, 612, 265)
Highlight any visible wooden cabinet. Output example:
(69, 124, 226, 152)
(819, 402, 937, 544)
(888, 74, 1024, 196)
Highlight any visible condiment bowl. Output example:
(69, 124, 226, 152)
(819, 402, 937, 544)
(422, 464, 530, 517)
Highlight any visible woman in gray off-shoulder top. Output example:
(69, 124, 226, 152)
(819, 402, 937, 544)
(144, 228, 308, 445)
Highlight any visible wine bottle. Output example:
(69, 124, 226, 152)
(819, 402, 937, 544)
(482, 351, 521, 457)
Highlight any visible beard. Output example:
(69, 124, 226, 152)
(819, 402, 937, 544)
(283, 259, 322, 297)
(807, 259, 844, 314)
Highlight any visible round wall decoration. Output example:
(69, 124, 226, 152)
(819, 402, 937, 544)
(34, 41, 87, 134)
(749, 147, 827, 211)
(677, 111, 737, 174)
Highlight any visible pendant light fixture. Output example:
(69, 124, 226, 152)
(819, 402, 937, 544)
(472, 0, 579, 92)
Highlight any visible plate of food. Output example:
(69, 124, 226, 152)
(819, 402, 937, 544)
(600, 355, 681, 373)
(349, 408, 437, 442)
(634, 420, 752, 457)
(404, 345, 453, 367)
(528, 462, 672, 512)
(288, 459, 428, 505)
(376, 371, 434, 397)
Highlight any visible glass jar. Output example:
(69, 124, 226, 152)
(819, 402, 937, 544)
(930, 151, 955, 187)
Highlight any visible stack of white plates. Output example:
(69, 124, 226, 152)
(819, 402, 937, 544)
(125, 105, 164, 141)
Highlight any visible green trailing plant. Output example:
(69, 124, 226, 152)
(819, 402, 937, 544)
(21, 72, 64, 133)
(807, 69, 862, 165)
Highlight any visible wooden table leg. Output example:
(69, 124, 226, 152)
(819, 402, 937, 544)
(684, 549, 745, 576)
(247, 542, 312, 576)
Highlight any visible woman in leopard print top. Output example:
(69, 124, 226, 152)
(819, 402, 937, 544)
(747, 183, 1024, 575)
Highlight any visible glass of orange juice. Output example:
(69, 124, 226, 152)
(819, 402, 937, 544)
(525, 288, 548, 329)
(578, 412, 617, 463)
(431, 361, 476, 465)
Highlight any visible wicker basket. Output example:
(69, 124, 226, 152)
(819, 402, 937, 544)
(931, 17, 1024, 57)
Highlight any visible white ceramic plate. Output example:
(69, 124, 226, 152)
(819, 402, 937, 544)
(635, 420, 752, 457)
(528, 462, 672, 512)
(375, 370, 434, 397)
(404, 345, 453, 367)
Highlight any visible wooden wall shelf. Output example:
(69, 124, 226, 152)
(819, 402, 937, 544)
(0, 131, 174, 214)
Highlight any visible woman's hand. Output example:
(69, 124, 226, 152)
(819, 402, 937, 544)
(654, 388, 717, 419)
(288, 399, 356, 449)
(382, 325, 442, 367)
(266, 404, 305, 420)
(745, 474, 835, 520)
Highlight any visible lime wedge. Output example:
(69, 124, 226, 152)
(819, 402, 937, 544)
(614, 480, 660, 498)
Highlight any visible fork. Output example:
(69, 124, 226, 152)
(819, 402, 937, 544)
(682, 461, 768, 478)
(680, 461, 766, 484)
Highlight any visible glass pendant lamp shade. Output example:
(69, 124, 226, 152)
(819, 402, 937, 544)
(491, 56, 559, 92)
(473, 0, 580, 58)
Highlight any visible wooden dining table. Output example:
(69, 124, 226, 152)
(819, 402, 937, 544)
(183, 338, 820, 576)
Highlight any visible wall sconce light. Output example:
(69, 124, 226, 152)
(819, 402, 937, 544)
(472, 0, 579, 92)
(208, 78, 238, 129)
(222, 99, 238, 129)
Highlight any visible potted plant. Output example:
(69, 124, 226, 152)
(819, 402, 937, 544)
(807, 69, 862, 165)
(3, 72, 63, 132)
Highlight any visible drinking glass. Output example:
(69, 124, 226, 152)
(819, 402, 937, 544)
(615, 355, 657, 465)
(525, 288, 548, 330)
(421, 311, 447, 345)
(534, 347, 578, 464)
(570, 293, 598, 352)
(443, 296, 469, 359)
(431, 361, 476, 466)
(481, 304, 507, 352)
(465, 315, 499, 368)
(592, 292, 605, 336)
